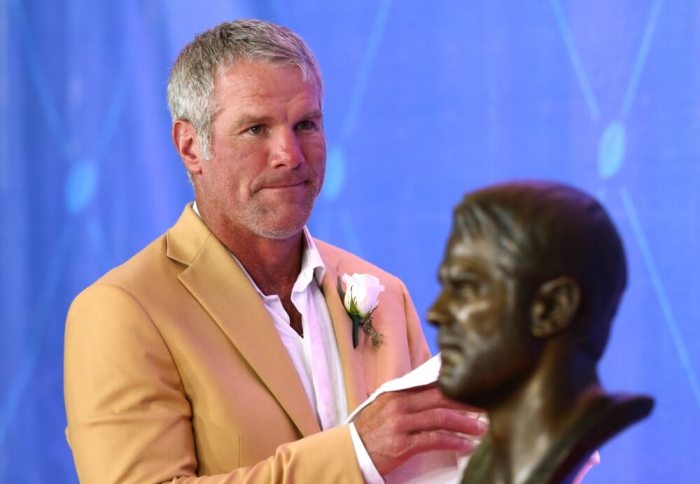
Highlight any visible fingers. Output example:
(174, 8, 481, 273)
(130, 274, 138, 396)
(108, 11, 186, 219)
(401, 407, 488, 437)
(404, 427, 481, 457)
(353, 386, 488, 476)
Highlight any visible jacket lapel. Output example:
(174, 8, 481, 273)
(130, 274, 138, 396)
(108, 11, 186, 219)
(166, 207, 320, 437)
(318, 250, 368, 414)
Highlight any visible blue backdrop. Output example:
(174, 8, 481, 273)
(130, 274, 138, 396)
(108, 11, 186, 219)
(1, 1, 698, 482)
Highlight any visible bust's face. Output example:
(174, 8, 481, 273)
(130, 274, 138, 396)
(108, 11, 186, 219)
(428, 232, 541, 408)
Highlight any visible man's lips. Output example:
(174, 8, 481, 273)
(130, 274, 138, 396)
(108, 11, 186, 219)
(261, 180, 307, 189)
(252, 174, 311, 192)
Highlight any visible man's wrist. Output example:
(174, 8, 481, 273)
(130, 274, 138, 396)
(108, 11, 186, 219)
(348, 422, 384, 484)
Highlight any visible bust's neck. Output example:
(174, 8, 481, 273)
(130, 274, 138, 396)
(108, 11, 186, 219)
(486, 341, 602, 483)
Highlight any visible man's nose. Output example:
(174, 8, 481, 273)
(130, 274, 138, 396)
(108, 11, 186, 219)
(270, 128, 303, 168)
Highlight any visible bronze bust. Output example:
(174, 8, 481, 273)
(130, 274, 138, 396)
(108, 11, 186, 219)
(429, 181, 653, 483)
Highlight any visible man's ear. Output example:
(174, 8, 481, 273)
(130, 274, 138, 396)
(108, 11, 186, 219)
(530, 277, 581, 338)
(173, 120, 205, 177)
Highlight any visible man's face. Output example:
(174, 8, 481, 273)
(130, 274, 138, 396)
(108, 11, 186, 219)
(428, 232, 541, 408)
(194, 60, 326, 240)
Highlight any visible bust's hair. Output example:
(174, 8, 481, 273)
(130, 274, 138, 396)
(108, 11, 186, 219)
(453, 180, 627, 361)
(167, 19, 323, 161)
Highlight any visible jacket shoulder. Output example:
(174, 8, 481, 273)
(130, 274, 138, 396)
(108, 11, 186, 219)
(314, 238, 406, 289)
(99, 233, 173, 288)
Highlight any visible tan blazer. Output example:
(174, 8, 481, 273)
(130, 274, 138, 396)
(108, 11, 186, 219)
(64, 206, 430, 483)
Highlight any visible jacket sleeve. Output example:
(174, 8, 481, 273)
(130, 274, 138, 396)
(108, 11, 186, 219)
(64, 283, 363, 484)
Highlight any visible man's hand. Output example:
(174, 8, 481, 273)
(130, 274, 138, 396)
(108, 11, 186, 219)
(353, 384, 487, 476)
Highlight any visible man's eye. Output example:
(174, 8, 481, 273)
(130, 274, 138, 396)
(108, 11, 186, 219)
(247, 125, 265, 135)
(295, 120, 317, 131)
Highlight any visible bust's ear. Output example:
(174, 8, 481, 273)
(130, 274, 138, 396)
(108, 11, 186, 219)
(530, 277, 581, 338)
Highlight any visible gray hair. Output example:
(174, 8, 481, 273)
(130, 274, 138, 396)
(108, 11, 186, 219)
(167, 19, 323, 162)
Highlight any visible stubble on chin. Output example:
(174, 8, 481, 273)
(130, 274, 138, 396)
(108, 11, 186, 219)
(249, 222, 304, 240)
(238, 192, 317, 240)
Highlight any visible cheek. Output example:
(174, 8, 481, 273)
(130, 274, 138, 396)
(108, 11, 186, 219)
(211, 161, 243, 186)
(214, 136, 266, 168)
(213, 143, 260, 176)
(452, 300, 493, 335)
(302, 138, 326, 165)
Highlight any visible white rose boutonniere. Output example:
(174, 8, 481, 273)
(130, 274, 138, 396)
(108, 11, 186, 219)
(338, 273, 385, 348)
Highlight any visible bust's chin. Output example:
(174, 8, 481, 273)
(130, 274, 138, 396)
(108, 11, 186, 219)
(437, 371, 472, 405)
(437, 374, 494, 410)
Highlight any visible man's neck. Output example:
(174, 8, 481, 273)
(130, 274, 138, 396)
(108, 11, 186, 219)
(228, 231, 304, 298)
(214, 219, 307, 337)
(194, 201, 305, 299)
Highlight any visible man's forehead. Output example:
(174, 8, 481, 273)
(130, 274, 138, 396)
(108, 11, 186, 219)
(213, 60, 322, 108)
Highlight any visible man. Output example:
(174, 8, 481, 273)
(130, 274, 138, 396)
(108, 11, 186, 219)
(429, 181, 653, 483)
(64, 19, 481, 483)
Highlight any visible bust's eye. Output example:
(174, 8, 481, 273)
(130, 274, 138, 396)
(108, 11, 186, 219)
(439, 266, 485, 301)
(451, 279, 481, 300)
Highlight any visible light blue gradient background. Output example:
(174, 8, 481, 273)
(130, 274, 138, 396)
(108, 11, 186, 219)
(1, 1, 698, 482)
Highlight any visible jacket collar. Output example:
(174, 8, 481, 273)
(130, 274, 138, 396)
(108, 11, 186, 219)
(166, 206, 320, 436)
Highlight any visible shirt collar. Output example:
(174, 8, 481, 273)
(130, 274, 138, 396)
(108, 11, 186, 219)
(300, 226, 326, 286)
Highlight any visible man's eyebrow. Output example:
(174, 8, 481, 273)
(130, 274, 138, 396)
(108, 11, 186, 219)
(303, 109, 323, 118)
(295, 109, 323, 122)
(231, 109, 322, 129)
(233, 114, 273, 128)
